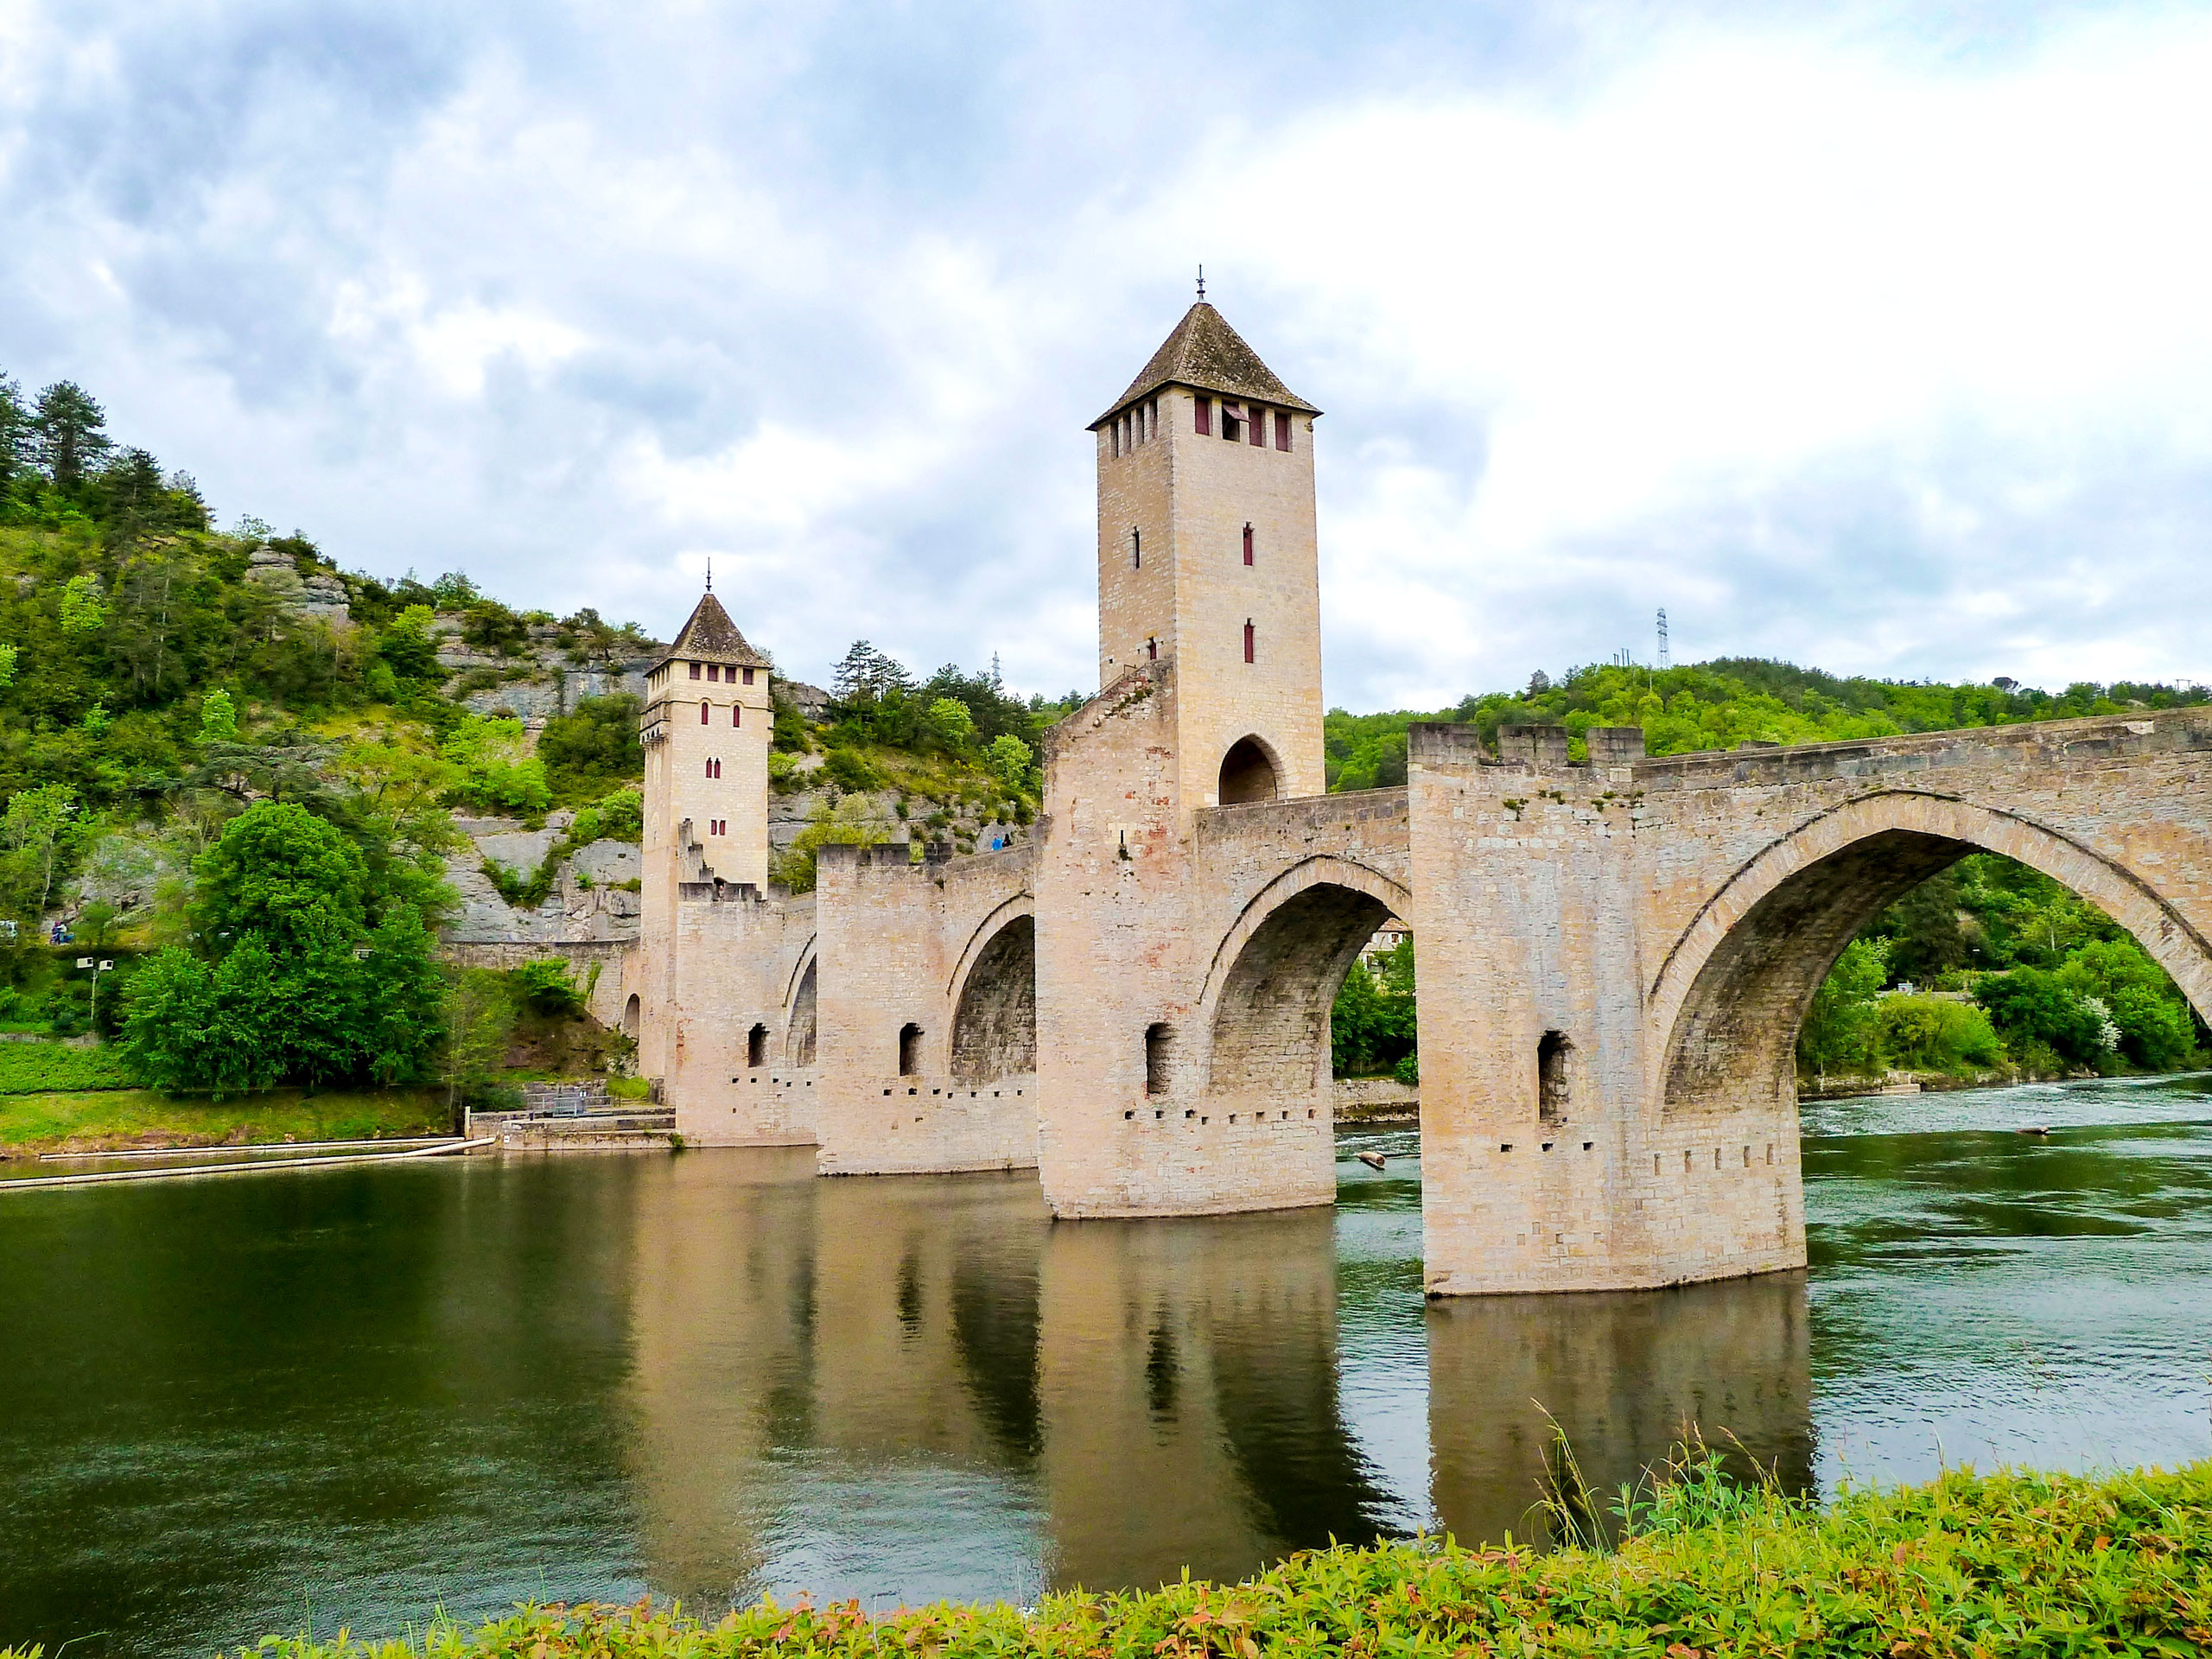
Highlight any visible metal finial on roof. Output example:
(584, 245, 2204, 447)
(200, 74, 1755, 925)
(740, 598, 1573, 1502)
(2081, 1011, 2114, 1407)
(1196, 264, 1205, 300)
(705, 557, 712, 593)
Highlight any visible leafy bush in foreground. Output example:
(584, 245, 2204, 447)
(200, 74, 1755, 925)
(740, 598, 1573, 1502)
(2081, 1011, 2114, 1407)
(148, 1461, 2211, 1659)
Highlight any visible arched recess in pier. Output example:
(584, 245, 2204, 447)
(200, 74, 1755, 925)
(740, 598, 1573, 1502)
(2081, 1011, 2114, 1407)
(949, 909, 1037, 1085)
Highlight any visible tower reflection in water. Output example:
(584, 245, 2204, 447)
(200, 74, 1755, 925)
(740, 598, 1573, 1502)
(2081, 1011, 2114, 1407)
(620, 1153, 1812, 1610)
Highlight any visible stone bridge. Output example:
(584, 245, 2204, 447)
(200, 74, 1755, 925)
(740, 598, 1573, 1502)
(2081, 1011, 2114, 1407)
(1408, 707, 2212, 1294)
(632, 297, 2212, 1294)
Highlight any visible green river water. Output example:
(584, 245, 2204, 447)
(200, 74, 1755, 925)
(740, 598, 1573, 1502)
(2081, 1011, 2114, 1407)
(2, 1072, 2208, 1655)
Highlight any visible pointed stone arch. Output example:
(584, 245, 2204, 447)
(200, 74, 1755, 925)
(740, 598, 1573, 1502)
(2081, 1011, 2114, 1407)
(1649, 788, 2212, 1119)
(1198, 855, 1413, 1096)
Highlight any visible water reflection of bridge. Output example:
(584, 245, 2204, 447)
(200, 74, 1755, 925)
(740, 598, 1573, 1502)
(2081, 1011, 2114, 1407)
(620, 1155, 1812, 1601)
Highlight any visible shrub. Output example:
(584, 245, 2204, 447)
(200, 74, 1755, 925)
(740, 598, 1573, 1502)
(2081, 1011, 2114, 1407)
(1869, 992, 2005, 1071)
(216, 1463, 2212, 1659)
(0, 1039, 139, 1094)
(822, 747, 880, 792)
(538, 695, 643, 803)
(511, 958, 584, 1016)
(441, 716, 551, 816)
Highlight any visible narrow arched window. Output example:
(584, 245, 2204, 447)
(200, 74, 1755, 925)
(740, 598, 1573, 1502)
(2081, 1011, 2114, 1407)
(700, 701, 709, 723)
(1147, 637, 1157, 661)
(1132, 528, 1141, 569)
(733, 703, 741, 727)
(899, 1022, 924, 1077)
(747, 1024, 767, 1068)
(1243, 620, 1255, 664)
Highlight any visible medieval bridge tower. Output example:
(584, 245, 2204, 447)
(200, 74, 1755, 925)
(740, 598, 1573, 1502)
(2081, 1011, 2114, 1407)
(630, 296, 2212, 1296)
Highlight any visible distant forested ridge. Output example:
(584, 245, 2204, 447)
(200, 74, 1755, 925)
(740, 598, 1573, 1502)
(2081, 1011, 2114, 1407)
(1325, 658, 2209, 793)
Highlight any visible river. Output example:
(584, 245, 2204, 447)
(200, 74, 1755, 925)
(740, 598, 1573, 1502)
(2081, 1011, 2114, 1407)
(2, 1072, 2207, 1656)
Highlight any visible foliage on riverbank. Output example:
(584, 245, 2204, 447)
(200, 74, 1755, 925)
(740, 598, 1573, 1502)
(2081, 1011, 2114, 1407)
(0, 1084, 448, 1153)
(119, 1462, 2210, 1659)
(0, 1039, 138, 1095)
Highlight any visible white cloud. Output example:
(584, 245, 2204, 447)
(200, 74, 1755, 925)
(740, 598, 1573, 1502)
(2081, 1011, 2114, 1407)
(3, 3, 2210, 704)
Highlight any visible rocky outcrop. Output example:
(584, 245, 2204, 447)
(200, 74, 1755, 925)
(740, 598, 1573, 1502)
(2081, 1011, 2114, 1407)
(442, 810, 641, 946)
(245, 546, 352, 626)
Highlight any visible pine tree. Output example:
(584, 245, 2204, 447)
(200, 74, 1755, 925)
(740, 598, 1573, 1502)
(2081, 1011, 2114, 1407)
(0, 372, 30, 494)
(34, 380, 111, 489)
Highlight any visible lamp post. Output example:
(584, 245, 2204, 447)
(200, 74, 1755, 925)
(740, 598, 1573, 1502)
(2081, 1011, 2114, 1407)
(76, 956, 115, 1027)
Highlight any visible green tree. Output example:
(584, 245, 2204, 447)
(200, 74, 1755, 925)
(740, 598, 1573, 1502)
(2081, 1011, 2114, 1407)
(538, 695, 643, 802)
(0, 372, 30, 495)
(441, 716, 551, 815)
(2056, 938, 2202, 1071)
(1, 783, 79, 916)
(987, 733, 1035, 793)
(194, 801, 368, 956)
(59, 574, 106, 632)
(197, 689, 238, 743)
(1974, 967, 2113, 1069)
(1796, 937, 1887, 1077)
(34, 380, 111, 488)
(929, 696, 977, 751)
(378, 604, 442, 682)
(119, 947, 219, 1093)
(358, 906, 446, 1085)
(440, 968, 518, 1127)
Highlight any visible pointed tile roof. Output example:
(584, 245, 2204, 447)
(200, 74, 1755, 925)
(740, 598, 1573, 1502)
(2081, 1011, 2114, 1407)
(1090, 302, 1319, 429)
(651, 589, 772, 675)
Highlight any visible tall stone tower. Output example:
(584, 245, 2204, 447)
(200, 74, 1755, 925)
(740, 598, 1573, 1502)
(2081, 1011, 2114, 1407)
(639, 588, 776, 899)
(1088, 301, 1325, 808)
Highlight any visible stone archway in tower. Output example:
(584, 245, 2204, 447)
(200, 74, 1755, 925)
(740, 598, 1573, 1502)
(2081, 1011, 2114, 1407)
(1218, 736, 1281, 806)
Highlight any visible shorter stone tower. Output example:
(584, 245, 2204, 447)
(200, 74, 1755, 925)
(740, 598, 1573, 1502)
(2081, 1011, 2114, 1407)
(639, 589, 775, 898)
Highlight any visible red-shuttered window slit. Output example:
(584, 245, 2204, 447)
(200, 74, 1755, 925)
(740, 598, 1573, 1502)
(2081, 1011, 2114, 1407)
(1147, 637, 1157, 661)
(1248, 406, 1264, 446)
(733, 703, 741, 727)
(700, 701, 709, 723)
(1243, 524, 1254, 566)
(689, 662, 701, 679)
(1274, 411, 1292, 452)
(1194, 397, 1211, 436)
(1243, 620, 1255, 664)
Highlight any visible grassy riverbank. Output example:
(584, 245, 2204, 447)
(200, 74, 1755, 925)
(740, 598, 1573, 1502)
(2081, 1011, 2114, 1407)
(0, 1086, 449, 1154)
(91, 1462, 2207, 1659)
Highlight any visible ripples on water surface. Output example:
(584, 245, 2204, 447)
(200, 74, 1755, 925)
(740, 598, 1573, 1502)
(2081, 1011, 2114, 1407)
(2, 1074, 2208, 1656)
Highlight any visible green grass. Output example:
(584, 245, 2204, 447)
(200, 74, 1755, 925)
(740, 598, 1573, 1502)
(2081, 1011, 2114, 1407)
(0, 1039, 140, 1095)
(0, 1086, 450, 1153)
(86, 1462, 2210, 1659)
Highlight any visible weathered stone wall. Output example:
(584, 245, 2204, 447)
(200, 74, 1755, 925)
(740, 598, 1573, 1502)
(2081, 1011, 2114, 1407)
(654, 885, 819, 1147)
(1033, 660, 1412, 1217)
(811, 841, 1039, 1175)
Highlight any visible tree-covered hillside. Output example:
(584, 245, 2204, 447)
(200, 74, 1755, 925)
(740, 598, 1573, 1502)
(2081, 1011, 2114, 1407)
(1325, 658, 2210, 793)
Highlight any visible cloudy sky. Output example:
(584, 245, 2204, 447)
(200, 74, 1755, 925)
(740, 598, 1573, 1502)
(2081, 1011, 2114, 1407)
(5, 2, 2211, 709)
